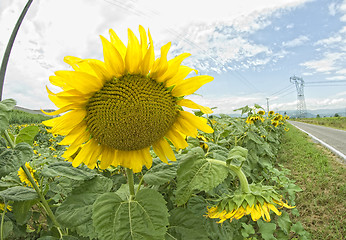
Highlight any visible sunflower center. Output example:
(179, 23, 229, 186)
(85, 74, 178, 151)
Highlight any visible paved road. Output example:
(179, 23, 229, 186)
(288, 120, 346, 161)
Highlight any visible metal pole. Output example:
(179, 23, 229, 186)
(0, 0, 33, 100)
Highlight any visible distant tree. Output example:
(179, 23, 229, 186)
(334, 113, 340, 117)
(316, 114, 320, 118)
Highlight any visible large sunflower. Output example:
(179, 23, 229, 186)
(43, 26, 214, 173)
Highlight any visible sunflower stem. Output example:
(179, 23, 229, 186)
(4, 130, 15, 149)
(125, 168, 135, 199)
(0, 200, 7, 240)
(21, 164, 63, 237)
(136, 175, 144, 194)
(207, 159, 251, 194)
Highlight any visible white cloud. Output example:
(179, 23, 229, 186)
(0, 0, 314, 109)
(300, 52, 345, 73)
(186, 95, 266, 114)
(326, 75, 346, 80)
(282, 35, 309, 47)
(328, 2, 338, 16)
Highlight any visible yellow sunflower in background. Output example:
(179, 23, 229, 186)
(43, 25, 214, 173)
(18, 162, 39, 188)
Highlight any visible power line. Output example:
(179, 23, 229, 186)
(269, 84, 295, 98)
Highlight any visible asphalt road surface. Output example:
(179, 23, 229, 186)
(288, 120, 346, 161)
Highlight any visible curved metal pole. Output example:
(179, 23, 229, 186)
(0, 0, 33, 100)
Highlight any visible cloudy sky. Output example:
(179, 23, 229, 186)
(1, 0, 346, 114)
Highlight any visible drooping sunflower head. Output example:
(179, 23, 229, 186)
(206, 184, 295, 223)
(43, 25, 214, 173)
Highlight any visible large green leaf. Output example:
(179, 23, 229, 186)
(0, 99, 16, 111)
(143, 162, 178, 185)
(0, 112, 9, 134)
(0, 99, 15, 134)
(93, 189, 169, 240)
(277, 212, 292, 235)
(55, 176, 113, 228)
(13, 199, 37, 225)
(0, 143, 32, 178)
(41, 162, 96, 180)
(166, 208, 208, 240)
(2, 221, 13, 239)
(175, 148, 229, 206)
(0, 186, 38, 201)
(15, 125, 39, 145)
(257, 219, 277, 240)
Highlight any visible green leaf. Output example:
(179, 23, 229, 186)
(93, 189, 169, 240)
(15, 125, 39, 145)
(241, 223, 255, 238)
(0, 99, 16, 111)
(13, 199, 37, 225)
(246, 131, 263, 144)
(55, 176, 113, 228)
(257, 219, 277, 240)
(167, 208, 208, 240)
(0, 112, 9, 134)
(2, 221, 13, 239)
(277, 212, 292, 235)
(0, 186, 38, 201)
(143, 162, 178, 185)
(175, 148, 229, 206)
(291, 222, 305, 236)
(0, 142, 32, 178)
(41, 162, 96, 180)
(0, 99, 15, 134)
(227, 146, 248, 165)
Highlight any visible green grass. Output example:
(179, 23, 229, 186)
(293, 117, 346, 130)
(277, 123, 346, 240)
(8, 109, 51, 124)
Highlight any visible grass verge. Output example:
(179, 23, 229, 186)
(277, 123, 345, 240)
(293, 117, 346, 131)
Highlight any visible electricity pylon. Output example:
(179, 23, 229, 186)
(290, 75, 307, 118)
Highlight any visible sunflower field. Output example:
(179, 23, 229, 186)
(0, 25, 312, 240)
(0, 100, 310, 240)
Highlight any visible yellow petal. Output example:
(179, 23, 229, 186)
(79, 59, 112, 84)
(171, 75, 214, 97)
(165, 128, 188, 150)
(150, 42, 171, 80)
(152, 138, 176, 164)
(64, 56, 82, 71)
(267, 203, 282, 216)
(179, 111, 214, 133)
(54, 71, 103, 94)
(72, 139, 96, 167)
(165, 66, 197, 87)
(48, 109, 86, 135)
(99, 146, 116, 169)
(109, 29, 126, 59)
(61, 130, 91, 158)
(47, 87, 89, 109)
(121, 149, 145, 173)
(156, 53, 191, 83)
(125, 28, 142, 74)
(140, 41, 154, 75)
(58, 123, 88, 145)
(173, 118, 198, 138)
(100, 35, 125, 78)
(177, 99, 213, 114)
(139, 25, 148, 55)
(250, 207, 262, 221)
